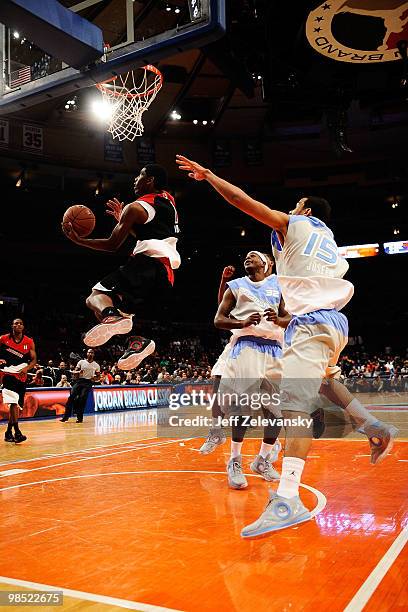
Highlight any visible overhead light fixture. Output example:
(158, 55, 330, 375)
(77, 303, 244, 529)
(65, 97, 78, 112)
(13, 31, 20, 39)
(174, 7, 181, 14)
(393, 228, 400, 235)
(170, 110, 182, 120)
(240, 228, 246, 237)
(202, 120, 208, 125)
(193, 119, 198, 125)
(95, 178, 103, 196)
(91, 98, 116, 120)
(15, 169, 25, 188)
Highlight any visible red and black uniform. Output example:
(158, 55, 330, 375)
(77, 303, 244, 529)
(0, 334, 34, 405)
(93, 190, 180, 315)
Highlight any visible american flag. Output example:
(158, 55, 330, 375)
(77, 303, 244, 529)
(10, 65, 31, 88)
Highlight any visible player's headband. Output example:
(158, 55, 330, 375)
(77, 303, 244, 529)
(248, 251, 269, 272)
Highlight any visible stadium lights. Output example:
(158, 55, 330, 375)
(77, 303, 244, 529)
(64, 98, 77, 111)
(91, 98, 116, 120)
(15, 169, 25, 188)
(95, 178, 103, 196)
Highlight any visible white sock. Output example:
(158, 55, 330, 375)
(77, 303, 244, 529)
(259, 442, 273, 459)
(270, 439, 282, 462)
(345, 399, 377, 427)
(277, 457, 305, 499)
(230, 441, 243, 459)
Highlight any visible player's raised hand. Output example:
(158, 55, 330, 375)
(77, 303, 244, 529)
(176, 155, 209, 181)
(106, 197, 124, 222)
(242, 313, 262, 327)
(222, 265, 235, 279)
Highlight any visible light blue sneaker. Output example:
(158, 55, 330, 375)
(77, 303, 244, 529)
(227, 455, 248, 489)
(250, 454, 280, 481)
(199, 428, 226, 454)
(241, 491, 311, 538)
(358, 420, 399, 465)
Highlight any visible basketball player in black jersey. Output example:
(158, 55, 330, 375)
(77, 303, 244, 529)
(62, 164, 180, 370)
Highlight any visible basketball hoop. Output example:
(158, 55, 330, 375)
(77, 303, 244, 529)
(96, 65, 163, 141)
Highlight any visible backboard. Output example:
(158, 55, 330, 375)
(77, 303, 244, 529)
(0, 0, 225, 113)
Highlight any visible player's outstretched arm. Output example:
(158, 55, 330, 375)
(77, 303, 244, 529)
(62, 203, 147, 252)
(176, 155, 289, 233)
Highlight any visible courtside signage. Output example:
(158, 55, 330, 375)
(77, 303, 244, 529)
(92, 385, 172, 412)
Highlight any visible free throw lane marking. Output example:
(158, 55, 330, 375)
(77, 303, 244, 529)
(0, 470, 327, 519)
(344, 525, 408, 611)
(0, 469, 29, 477)
(0, 575, 183, 611)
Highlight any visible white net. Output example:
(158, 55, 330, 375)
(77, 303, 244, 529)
(96, 65, 163, 142)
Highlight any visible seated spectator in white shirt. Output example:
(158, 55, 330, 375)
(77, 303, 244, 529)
(56, 374, 71, 388)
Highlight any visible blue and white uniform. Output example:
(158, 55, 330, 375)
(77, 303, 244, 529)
(218, 274, 284, 413)
(211, 339, 232, 377)
(271, 215, 354, 412)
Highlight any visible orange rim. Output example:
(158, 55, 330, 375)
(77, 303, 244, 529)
(96, 65, 163, 99)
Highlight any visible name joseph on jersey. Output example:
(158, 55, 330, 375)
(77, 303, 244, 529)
(305, 260, 337, 276)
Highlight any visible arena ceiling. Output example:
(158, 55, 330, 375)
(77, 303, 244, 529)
(3, 0, 408, 143)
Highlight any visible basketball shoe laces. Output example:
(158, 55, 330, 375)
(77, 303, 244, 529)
(232, 460, 244, 475)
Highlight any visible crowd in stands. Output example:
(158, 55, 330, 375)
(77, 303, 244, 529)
(339, 351, 408, 393)
(26, 338, 219, 388)
(25, 337, 408, 393)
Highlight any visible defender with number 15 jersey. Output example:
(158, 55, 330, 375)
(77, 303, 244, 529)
(271, 215, 354, 315)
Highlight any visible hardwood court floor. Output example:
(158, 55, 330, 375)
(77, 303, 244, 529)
(0, 411, 407, 611)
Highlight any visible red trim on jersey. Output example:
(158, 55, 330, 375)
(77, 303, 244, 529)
(158, 257, 175, 286)
(137, 191, 179, 225)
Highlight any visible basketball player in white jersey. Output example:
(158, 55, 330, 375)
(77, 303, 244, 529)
(176, 154, 398, 537)
(214, 251, 289, 489)
(200, 254, 277, 454)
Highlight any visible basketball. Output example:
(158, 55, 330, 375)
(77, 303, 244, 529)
(63, 205, 95, 237)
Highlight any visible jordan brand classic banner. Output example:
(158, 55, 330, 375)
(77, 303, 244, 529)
(306, 1, 408, 63)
